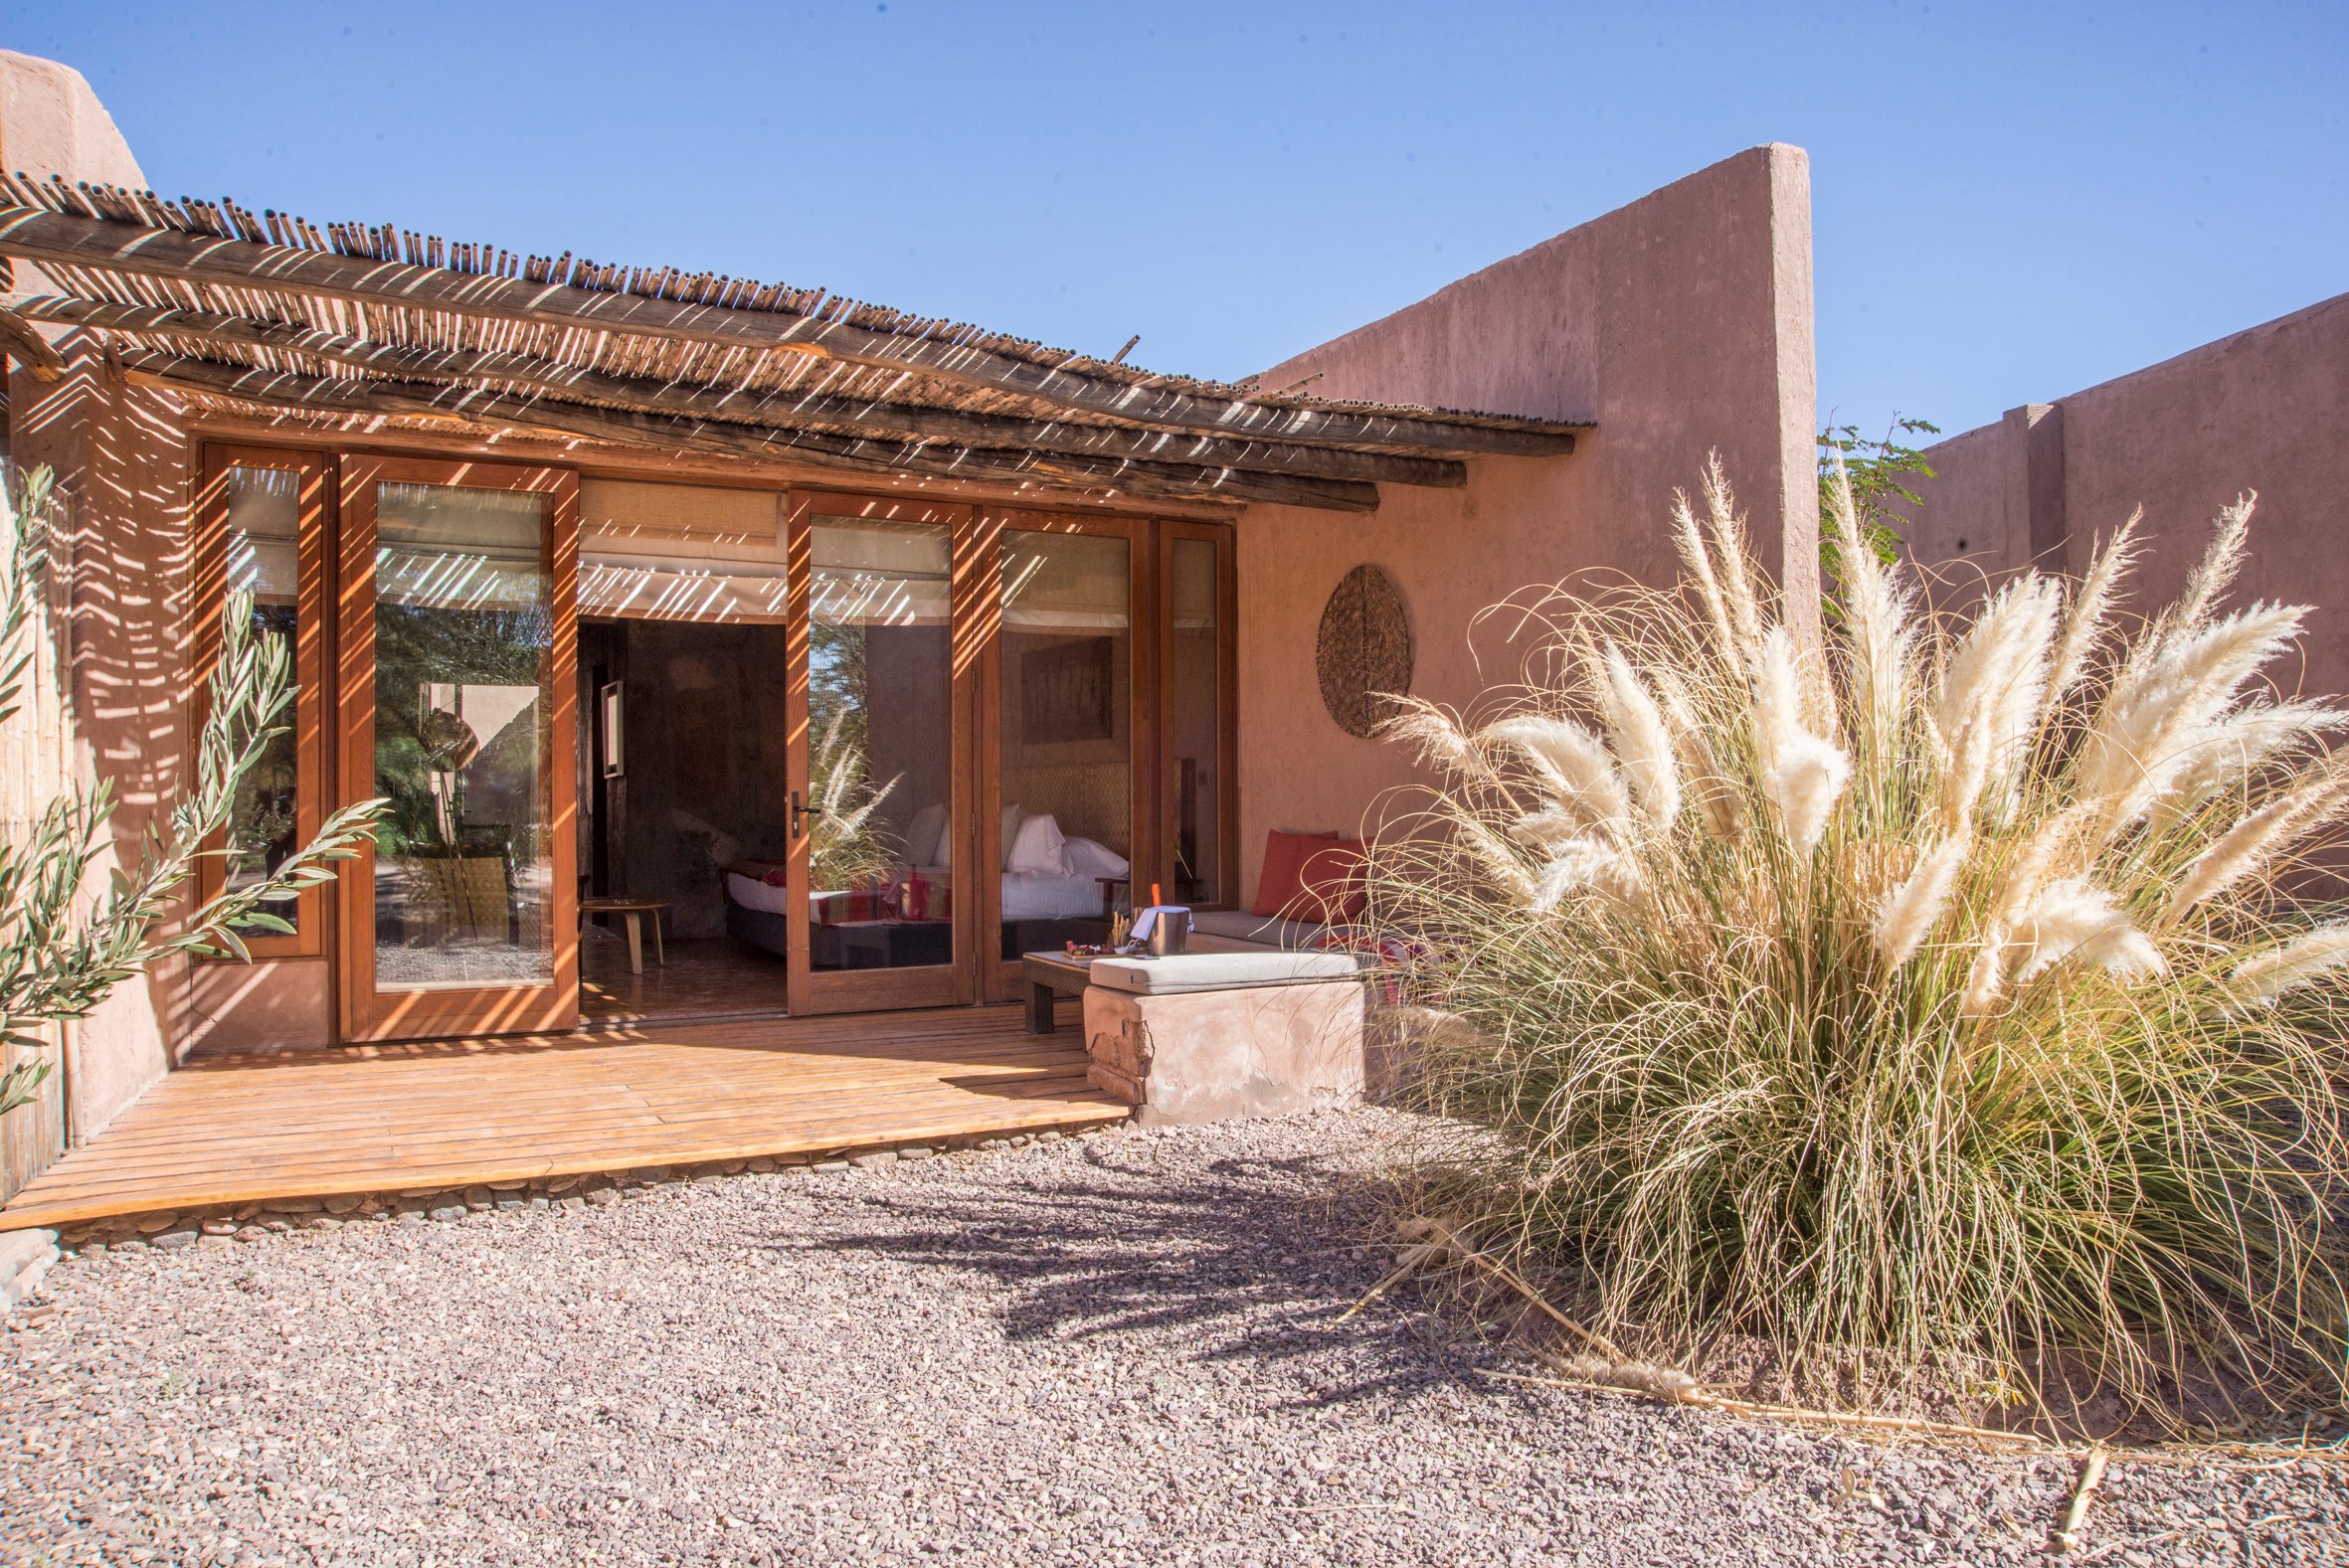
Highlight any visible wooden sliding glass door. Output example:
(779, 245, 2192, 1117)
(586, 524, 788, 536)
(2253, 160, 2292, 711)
(194, 441, 1230, 1039)
(981, 509, 1151, 1000)
(783, 494, 979, 1015)
(335, 457, 581, 1042)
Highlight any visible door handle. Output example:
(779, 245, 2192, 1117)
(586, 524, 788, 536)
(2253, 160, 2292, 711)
(790, 789, 825, 839)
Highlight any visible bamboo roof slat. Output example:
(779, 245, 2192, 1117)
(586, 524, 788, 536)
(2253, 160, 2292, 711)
(4, 293, 1464, 488)
(121, 351, 1383, 511)
(0, 172, 1591, 509)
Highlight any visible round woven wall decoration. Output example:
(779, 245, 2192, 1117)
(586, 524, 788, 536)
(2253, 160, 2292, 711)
(1316, 564, 1414, 738)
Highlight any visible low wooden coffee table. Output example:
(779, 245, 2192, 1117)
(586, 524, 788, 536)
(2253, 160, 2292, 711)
(1021, 951, 1100, 1034)
(581, 895, 674, 975)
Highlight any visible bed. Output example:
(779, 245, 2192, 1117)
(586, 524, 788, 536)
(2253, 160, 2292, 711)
(719, 813, 1128, 963)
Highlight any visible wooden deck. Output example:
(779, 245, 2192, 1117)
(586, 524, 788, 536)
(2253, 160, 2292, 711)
(0, 1002, 1125, 1230)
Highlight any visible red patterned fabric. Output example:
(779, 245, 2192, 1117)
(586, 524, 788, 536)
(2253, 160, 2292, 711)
(811, 887, 888, 924)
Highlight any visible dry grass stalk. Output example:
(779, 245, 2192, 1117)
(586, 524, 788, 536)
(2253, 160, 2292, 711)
(2051, 1446, 2111, 1554)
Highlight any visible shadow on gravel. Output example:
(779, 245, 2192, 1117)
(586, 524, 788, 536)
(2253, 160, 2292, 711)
(781, 1145, 1473, 1408)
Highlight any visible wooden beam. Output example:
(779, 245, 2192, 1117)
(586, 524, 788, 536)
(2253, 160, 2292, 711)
(169, 409, 1242, 522)
(6, 293, 1464, 487)
(0, 299, 64, 381)
(0, 204, 1580, 457)
(121, 352, 1381, 512)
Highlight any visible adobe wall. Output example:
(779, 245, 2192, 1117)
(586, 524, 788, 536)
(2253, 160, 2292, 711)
(1229, 144, 1819, 900)
(0, 54, 191, 1164)
(1896, 290, 2349, 695)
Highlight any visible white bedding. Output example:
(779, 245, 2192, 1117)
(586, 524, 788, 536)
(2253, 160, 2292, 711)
(724, 871, 795, 917)
(723, 830, 1121, 924)
(1001, 869, 1109, 921)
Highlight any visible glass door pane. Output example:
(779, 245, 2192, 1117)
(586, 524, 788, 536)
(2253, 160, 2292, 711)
(807, 515, 955, 973)
(370, 483, 557, 993)
(998, 528, 1133, 955)
(215, 465, 308, 937)
(1166, 535, 1222, 905)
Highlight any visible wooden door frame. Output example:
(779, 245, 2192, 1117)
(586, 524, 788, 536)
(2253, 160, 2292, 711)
(978, 506, 1158, 1003)
(784, 489, 978, 1015)
(1157, 518, 1240, 913)
(334, 455, 581, 1042)
(191, 443, 334, 959)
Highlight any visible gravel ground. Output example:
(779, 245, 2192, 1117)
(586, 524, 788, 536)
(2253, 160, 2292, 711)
(4, 1109, 2344, 1567)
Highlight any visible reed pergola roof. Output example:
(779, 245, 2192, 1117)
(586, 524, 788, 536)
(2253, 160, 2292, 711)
(0, 174, 1585, 513)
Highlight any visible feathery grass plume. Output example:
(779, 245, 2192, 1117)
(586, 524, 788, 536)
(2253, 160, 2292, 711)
(1479, 714, 1635, 835)
(2149, 699, 2343, 830)
(2161, 763, 2349, 926)
(1364, 464, 2349, 1423)
(1671, 490, 1739, 668)
(1453, 812, 1540, 908)
(1955, 813, 2084, 1016)
(2008, 876, 2165, 985)
(1653, 668, 1742, 838)
(2048, 509, 2142, 699)
(1511, 804, 1583, 851)
(1699, 452, 1766, 668)
(1380, 695, 1494, 784)
(2229, 924, 2349, 1008)
(1874, 830, 1971, 969)
(1750, 625, 1850, 854)
(1825, 455, 1915, 773)
(1931, 575, 2061, 826)
(1530, 835, 1645, 915)
(1595, 644, 1682, 829)
(2078, 602, 2309, 840)
(2175, 491, 2258, 633)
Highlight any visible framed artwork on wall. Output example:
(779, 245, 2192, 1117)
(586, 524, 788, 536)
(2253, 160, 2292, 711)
(1020, 637, 1114, 745)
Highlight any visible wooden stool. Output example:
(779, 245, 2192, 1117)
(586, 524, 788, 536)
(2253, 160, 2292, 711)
(581, 896, 674, 975)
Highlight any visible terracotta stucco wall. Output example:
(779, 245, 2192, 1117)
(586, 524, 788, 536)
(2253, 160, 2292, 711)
(1229, 144, 1820, 902)
(0, 53, 193, 1158)
(1897, 290, 2349, 696)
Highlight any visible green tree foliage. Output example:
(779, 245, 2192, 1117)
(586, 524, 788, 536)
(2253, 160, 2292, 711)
(0, 467, 384, 1114)
(1819, 414, 1939, 572)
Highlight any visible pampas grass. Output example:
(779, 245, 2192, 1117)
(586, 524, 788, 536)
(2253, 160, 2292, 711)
(1368, 466, 2349, 1418)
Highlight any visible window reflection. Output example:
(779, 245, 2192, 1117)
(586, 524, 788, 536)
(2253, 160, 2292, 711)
(370, 483, 555, 992)
(808, 516, 954, 971)
(218, 466, 304, 934)
(1168, 537, 1221, 905)
(998, 529, 1132, 956)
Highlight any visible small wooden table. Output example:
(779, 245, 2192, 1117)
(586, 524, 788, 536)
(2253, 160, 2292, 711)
(1021, 951, 1099, 1034)
(582, 896, 674, 975)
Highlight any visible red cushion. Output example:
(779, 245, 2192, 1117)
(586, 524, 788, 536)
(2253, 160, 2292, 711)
(1249, 829, 1342, 919)
(1293, 838, 1367, 923)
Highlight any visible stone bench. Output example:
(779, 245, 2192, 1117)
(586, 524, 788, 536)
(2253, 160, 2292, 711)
(1081, 952, 1371, 1127)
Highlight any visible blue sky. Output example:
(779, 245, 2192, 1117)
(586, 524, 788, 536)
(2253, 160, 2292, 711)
(7, 2, 2344, 442)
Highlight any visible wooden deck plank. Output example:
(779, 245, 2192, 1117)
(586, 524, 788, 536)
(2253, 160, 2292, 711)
(74, 1052, 1093, 1131)
(0, 1005, 1122, 1228)
(27, 1079, 1112, 1186)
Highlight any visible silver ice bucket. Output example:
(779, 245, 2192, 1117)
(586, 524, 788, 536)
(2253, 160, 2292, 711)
(1145, 908, 1190, 957)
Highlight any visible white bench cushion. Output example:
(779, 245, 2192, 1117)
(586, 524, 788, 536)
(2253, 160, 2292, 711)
(1186, 910, 1337, 950)
(1088, 951, 1367, 995)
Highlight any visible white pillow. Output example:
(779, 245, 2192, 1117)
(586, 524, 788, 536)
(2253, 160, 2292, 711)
(903, 802, 947, 867)
(1061, 836, 1129, 878)
(1000, 803, 1026, 870)
(1007, 811, 1068, 876)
